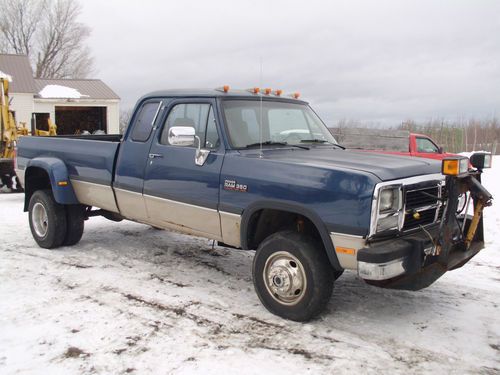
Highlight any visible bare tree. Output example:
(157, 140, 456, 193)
(0, 0, 94, 78)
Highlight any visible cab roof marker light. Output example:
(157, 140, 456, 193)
(290, 92, 300, 99)
(246, 87, 260, 94)
(264, 88, 272, 95)
(216, 85, 230, 93)
(274, 89, 283, 96)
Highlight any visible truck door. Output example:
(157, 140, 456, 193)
(142, 99, 224, 239)
(114, 100, 164, 221)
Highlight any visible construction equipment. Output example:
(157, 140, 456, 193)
(1, 71, 56, 191)
(33, 118, 57, 136)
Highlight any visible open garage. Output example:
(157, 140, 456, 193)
(34, 78, 120, 135)
(54, 106, 107, 134)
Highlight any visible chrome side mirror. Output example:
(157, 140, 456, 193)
(168, 126, 196, 146)
(167, 126, 210, 166)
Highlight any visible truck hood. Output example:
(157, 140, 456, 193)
(239, 147, 442, 181)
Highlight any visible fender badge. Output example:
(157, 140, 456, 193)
(224, 179, 248, 193)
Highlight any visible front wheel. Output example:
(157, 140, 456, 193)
(252, 230, 334, 321)
(28, 189, 67, 249)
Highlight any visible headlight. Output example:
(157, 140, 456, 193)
(470, 152, 492, 170)
(379, 187, 401, 213)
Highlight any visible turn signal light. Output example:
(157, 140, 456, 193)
(442, 157, 469, 176)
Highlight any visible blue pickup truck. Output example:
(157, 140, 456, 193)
(15, 88, 492, 321)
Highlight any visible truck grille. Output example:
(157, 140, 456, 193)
(403, 185, 443, 230)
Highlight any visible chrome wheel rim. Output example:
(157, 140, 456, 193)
(32, 202, 49, 238)
(263, 251, 307, 305)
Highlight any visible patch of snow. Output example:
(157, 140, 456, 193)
(459, 150, 493, 158)
(0, 158, 498, 374)
(0, 70, 12, 82)
(38, 85, 88, 99)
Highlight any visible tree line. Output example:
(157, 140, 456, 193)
(397, 118, 499, 154)
(333, 118, 499, 154)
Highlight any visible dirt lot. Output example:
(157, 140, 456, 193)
(0, 165, 499, 374)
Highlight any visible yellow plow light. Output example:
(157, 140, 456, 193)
(442, 157, 469, 176)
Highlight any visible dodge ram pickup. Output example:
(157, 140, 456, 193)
(15, 88, 493, 321)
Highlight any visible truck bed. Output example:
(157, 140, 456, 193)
(17, 135, 121, 186)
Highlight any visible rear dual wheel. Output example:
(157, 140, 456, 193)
(28, 190, 85, 248)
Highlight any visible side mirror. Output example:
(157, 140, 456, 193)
(167, 126, 210, 166)
(168, 126, 196, 146)
(438, 146, 444, 154)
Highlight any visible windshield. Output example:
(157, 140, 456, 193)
(221, 100, 338, 148)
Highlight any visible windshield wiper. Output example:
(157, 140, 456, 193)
(300, 139, 345, 149)
(244, 141, 309, 150)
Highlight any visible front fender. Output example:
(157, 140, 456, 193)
(25, 157, 79, 206)
(240, 199, 342, 271)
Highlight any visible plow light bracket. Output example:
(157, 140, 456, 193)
(442, 156, 469, 177)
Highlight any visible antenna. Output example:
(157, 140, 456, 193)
(259, 57, 263, 158)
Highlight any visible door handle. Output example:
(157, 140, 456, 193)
(149, 153, 163, 159)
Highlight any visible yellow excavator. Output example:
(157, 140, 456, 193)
(1, 72, 56, 191)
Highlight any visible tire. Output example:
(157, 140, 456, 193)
(28, 189, 67, 249)
(63, 205, 85, 246)
(252, 230, 334, 321)
(333, 270, 344, 280)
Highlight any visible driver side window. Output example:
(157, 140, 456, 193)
(160, 103, 220, 149)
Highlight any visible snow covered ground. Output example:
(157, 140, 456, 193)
(0, 161, 499, 374)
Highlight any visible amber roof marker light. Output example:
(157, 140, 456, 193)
(247, 87, 260, 94)
(216, 85, 230, 93)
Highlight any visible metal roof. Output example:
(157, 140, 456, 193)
(0, 54, 36, 93)
(35, 78, 120, 100)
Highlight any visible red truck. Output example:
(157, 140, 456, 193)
(329, 128, 459, 160)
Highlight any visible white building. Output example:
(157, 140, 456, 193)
(0, 54, 120, 134)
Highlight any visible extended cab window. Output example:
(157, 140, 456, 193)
(160, 103, 220, 149)
(416, 137, 439, 153)
(131, 102, 161, 142)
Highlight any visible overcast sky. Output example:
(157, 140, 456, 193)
(80, 0, 500, 125)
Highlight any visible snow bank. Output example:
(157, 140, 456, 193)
(459, 151, 492, 158)
(38, 85, 88, 99)
(0, 70, 12, 82)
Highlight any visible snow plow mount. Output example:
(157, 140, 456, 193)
(360, 157, 493, 290)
